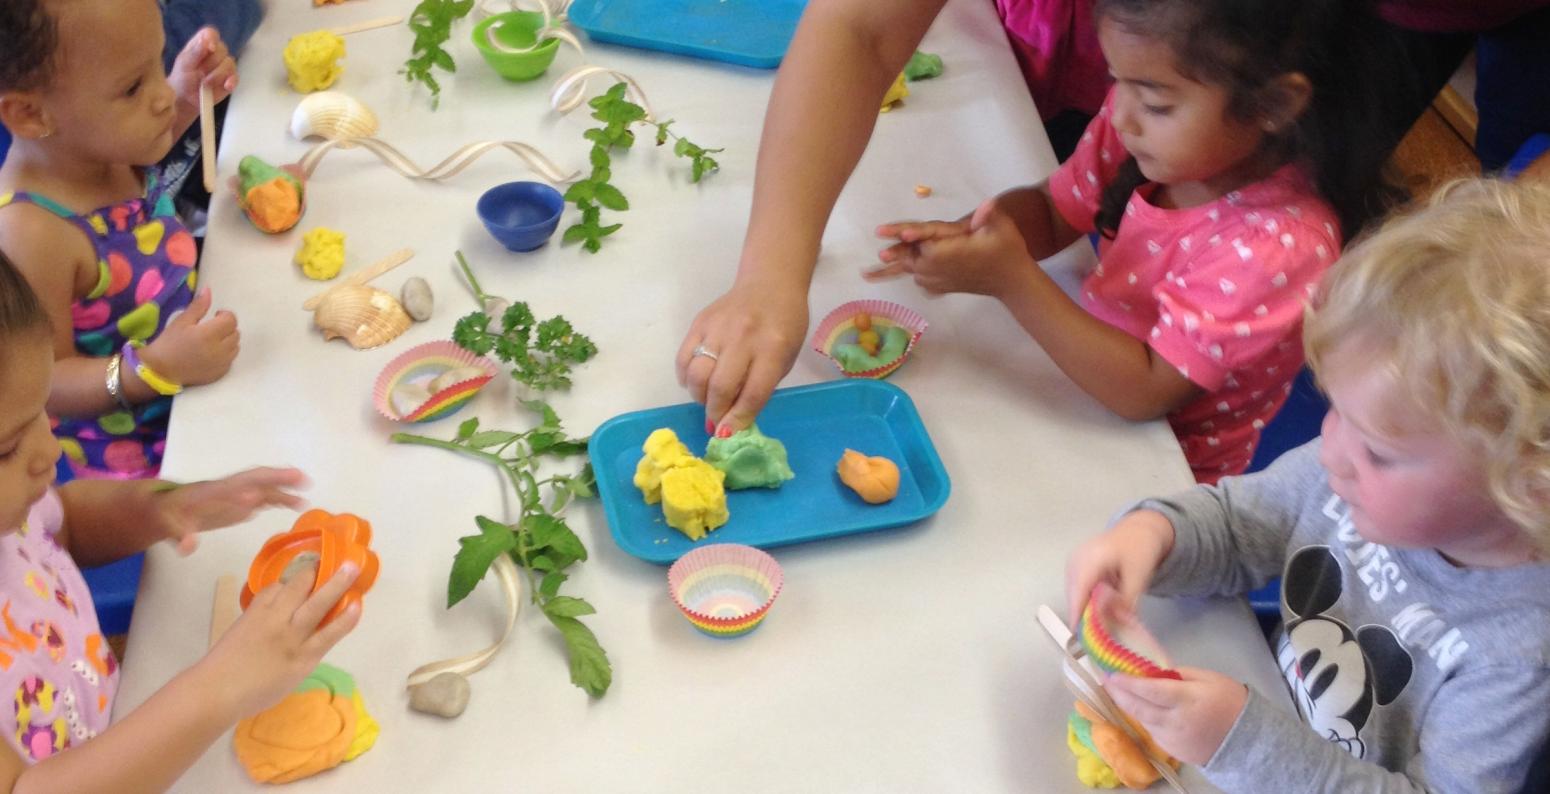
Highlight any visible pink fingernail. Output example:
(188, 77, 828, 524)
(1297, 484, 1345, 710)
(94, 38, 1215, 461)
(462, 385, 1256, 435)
(705, 419, 715, 434)
(716, 425, 732, 439)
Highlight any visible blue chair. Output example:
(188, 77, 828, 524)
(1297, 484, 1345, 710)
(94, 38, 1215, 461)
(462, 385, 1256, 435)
(56, 456, 145, 636)
(1244, 367, 1329, 635)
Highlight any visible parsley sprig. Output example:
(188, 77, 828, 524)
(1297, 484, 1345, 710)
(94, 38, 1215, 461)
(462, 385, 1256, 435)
(562, 82, 723, 253)
(391, 405, 610, 696)
(452, 252, 597, 391)
(402, 0, 475, 108)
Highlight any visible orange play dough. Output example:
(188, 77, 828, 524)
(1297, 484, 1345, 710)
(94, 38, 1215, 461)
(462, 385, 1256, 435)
(836, 449, 900, 504)
(1073, 700, 1177, 790)
(233, 689, 356, 784)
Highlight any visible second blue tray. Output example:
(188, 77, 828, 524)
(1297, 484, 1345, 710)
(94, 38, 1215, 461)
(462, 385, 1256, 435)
(590, 379, 950, 563)
(567, 0, 806, 69)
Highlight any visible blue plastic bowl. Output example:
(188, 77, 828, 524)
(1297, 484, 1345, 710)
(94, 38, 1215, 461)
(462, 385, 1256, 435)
(477, 181, 564, 252)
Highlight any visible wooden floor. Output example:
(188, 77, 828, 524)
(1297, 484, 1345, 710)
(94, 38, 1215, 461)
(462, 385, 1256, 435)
(1391, 103, 1480, 195)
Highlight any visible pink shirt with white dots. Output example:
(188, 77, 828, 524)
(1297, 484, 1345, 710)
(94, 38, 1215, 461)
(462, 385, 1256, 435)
(1049, 89, 1342, 482)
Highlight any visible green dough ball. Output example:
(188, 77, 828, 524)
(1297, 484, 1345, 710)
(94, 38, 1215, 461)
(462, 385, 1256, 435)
(905, 51, 944, 80)
(1068, 711, 1100, 755)
(294, 662, 356, 697)
(832, 326, 911, 373)
(238, 155, 302, 197)
(704, 424, 795, 490)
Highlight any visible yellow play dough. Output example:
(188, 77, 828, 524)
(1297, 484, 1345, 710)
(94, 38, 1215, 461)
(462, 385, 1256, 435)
(660, 458, 728, 540)
(880, 73, 909, 112)
(633, 428, 695, 505)
(1068, 724, 1123, 788)
(296, 227, 346, 281)
(283, 31, 346, 92)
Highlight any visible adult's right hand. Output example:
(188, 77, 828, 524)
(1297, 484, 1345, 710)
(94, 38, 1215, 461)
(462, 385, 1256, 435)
(676, 279, 809, 437)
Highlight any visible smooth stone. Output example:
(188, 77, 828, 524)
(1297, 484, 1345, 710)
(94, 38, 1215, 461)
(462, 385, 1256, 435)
(280, 552, 320, 585)
(401, 277, 433, 322)
(408, 672, 471, 718)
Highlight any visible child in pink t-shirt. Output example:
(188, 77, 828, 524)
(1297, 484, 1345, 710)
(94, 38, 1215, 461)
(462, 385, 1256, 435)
(871, 0, 1396, 482)
(0, 254, 360, 789)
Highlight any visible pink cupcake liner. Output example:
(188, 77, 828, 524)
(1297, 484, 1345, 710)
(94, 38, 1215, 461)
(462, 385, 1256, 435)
(810, 299, 927, 379)
(372, 340, 498, 423)
(668, 544, 784, 638)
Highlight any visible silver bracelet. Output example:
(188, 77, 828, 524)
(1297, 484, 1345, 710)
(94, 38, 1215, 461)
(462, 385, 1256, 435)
(105, 352, 132, 411)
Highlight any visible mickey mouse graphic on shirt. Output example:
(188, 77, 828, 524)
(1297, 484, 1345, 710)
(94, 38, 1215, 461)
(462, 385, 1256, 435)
(1275, 546, 1414, 759)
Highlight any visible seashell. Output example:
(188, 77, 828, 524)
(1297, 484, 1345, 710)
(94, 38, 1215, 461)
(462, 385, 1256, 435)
(312, 285, 412, 349)
(427, 366, 487, 394)
(290, 91, 379, 146)
(389, 383, 434, 419)
(400, 276, 433, 322)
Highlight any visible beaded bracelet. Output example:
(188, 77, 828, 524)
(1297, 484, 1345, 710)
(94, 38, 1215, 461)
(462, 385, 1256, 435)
(104, 352, 132, 410)
(121, 341, 183, 396)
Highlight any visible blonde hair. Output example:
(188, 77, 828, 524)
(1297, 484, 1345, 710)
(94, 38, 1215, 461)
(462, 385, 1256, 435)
(1305, 178, 1550, 549)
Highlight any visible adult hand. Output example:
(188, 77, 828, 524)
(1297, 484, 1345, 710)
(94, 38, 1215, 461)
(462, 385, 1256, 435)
(155, 467, 309, 555)
(140, 287, 240, 388)
(869, 199, 1036, 298)
(1106, 667, 1250, 766)
(676, 279, 809, 436)
(1064, 509, 1175, 626)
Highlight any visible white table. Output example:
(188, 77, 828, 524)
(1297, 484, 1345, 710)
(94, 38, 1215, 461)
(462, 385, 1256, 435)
(119, 1, 1291, 790)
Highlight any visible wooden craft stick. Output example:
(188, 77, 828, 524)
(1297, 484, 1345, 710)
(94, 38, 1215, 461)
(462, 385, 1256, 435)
(330, 15, 404, 36)
(209, 574, 241, 650)
(199, 83, 216, 193)
(302, 247, 416, 310)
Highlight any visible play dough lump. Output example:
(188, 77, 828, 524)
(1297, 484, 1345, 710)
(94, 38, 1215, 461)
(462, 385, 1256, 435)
(237, 156, 304, 233)
(832, 325, 910, 374)
(633, 428, 696, 505)
(296, 227, 346, 280)
(836, 449, 900, 504)
(660, 459, 729, 540)
(284, 31, 346, 92)
(704, 424, 795, 490)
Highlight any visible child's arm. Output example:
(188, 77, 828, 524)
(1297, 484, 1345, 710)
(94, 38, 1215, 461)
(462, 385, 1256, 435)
(1107, 661, 1550, 793)
(1065, 442, 1323, 623)
(872, 200, 1201, 420)
(56, 467, 308, 567)
(0, 565, 361, 794)
(875, 182, 1084, 265)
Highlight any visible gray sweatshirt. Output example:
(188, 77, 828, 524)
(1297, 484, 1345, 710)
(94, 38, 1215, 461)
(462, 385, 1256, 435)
(1139, 440, 1550, 793)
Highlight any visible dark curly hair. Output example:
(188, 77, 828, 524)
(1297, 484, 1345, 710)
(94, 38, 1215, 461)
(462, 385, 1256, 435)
(1092, 0, 1407, 241)
(0, 250, 50, 344)
(0, 0, 59, 92)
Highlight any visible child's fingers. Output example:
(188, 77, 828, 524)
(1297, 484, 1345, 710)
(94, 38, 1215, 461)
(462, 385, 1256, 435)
(1107, 673, 1182, 712)
(176, 534, 199, 556)
(877, 220, 966, 243)
(289, 564, 361, 631)
(863, 261, 909, 282)
(305, 601, 361, 655)
(176, 287, 213, 325)
(267, 562, 320, 612)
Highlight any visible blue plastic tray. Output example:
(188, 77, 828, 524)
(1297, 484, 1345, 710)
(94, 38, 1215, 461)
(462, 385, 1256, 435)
(567, 0, 806, 69)
(590, 379, 950, 563)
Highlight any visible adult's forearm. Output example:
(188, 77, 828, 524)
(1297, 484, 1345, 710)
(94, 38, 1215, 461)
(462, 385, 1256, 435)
(737, 0, 947, 291)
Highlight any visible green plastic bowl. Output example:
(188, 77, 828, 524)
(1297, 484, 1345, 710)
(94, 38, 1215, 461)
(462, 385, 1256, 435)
(472, 11, 560, 82)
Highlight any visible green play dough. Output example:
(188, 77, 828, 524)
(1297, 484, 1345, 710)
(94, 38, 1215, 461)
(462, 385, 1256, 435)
(238, 155, 302, 196)
(1069, 711, 1100, 755)
(704, 424, 795, 490)
(294, 662, 356, 698)
(832, 325, 911, 373)
(905, 51, 944, 80)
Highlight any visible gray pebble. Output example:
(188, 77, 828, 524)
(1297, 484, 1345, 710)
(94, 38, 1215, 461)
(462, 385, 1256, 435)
(280, 552, 320, 585)
(408, 672, 471, 718)
(401, 277, 434, 322)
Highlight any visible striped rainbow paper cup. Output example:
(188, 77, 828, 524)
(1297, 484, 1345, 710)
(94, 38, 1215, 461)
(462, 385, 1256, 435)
(668, 544, 784, 638)
(810, 299, 927, 379)
(372, 340, 498, 423)
(1076, 583, 1181, 680)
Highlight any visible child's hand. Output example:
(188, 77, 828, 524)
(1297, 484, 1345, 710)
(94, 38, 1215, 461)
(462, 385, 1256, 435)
(867, 199, 1034, 298)
(1065, 510, 1176, 626)
(156, 467, 309, 555)
(200, 563, 363, 720)
(169, 27, 239, 113)
(141, 287, 240, 388)
(1105, 667, 1249, 765)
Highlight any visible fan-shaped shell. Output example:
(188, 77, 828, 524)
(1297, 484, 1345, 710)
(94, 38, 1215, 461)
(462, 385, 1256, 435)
(290, 91, 379, 145)
(312, 285, 411, 349)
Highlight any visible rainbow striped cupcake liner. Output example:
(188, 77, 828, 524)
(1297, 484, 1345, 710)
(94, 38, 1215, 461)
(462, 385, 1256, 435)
(372, 340, 498, 423)
(810, 299, 927, 380)
(1077, 583, 1181, 680)
(668, 544, 784, 638)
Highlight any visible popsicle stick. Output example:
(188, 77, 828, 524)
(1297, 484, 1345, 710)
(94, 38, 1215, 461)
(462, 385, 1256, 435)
(330, 15, 404, 36)
(302, 247, 416, 310)
(209, 574, 240, 649)
(199, 83, 216, 193)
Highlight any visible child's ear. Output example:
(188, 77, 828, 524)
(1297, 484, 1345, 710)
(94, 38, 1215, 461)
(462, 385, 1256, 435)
(1259, 72, 1313, 134)
(0, 92, 52, 140)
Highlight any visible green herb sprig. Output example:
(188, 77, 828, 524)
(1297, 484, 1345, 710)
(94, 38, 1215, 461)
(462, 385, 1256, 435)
(392, 406, 610, 696)
(452, 252, 597, 391)
(402, 0, 475, 108)
(562, 82, 724, 253)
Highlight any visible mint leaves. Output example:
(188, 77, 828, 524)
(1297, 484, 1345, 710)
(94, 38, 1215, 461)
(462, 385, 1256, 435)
(402, 0, 475, 108)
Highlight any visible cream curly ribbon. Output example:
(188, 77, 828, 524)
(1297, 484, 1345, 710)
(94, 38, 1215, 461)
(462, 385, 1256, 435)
(475, 0, 585, 56)
(405, 553, 523, 688)
(477, 0, 658, 119)
(295, 136, 579, 184)
(1035, 605, 1192, 794)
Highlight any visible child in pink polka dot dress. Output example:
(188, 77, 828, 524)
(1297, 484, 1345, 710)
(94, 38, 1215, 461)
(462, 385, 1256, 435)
(872, 0, 1400, 483)
(0, 0, 242, 479)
